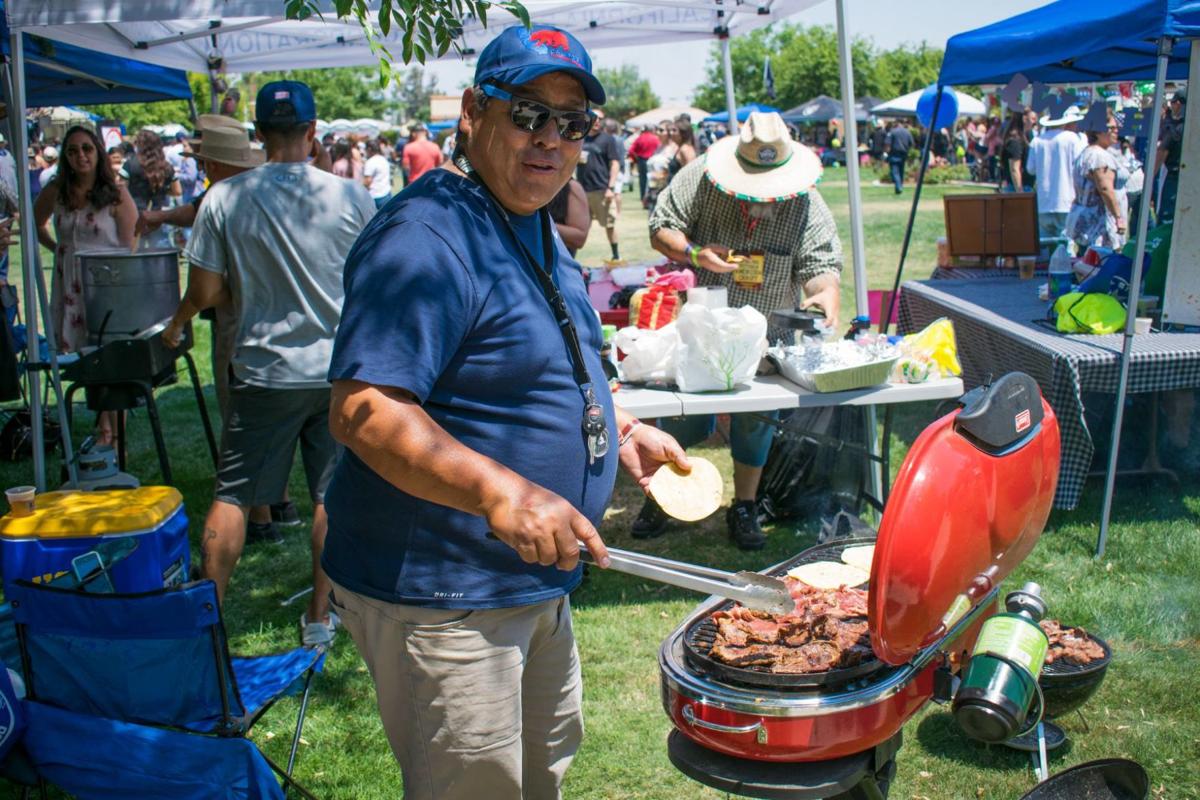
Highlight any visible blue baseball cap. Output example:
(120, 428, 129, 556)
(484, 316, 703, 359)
(474, 25, 606, 105)
(256, 80, 316, 125)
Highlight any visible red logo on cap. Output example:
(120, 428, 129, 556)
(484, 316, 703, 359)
(530, 29, 570, 51)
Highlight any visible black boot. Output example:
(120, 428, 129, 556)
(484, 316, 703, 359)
(631, 496, 669, 539)
(726, 500, 766, 551)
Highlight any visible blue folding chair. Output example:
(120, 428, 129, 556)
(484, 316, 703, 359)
(7, 580, 324, 798)
(21, 700, 285, 800)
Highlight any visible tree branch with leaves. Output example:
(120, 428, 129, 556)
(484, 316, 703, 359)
(285, 0, 529, 86)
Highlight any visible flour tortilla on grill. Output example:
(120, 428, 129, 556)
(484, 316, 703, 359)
(786, 561, 870, 589)
(840, 545, 875, 573)
(648, 458, 723, 522)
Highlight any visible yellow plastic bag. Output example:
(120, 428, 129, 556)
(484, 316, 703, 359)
(897, 318, 961, 380)
(1052, 292, 1126, 334)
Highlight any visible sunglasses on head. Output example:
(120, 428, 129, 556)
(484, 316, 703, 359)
(480, 83, 595, 142)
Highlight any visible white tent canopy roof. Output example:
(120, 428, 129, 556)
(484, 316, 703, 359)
(870, 88, 986, 119)
(7, 1, 821, 72)
(624, 105, 711, 128)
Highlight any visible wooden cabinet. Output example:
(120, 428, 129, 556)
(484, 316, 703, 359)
(943, 193, 1039, 257)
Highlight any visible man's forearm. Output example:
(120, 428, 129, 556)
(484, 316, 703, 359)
(651, 227, 691, 262)
(803, 271, 840, 299)
(330, 381, 531, 519)
(609, 160, 620, 189)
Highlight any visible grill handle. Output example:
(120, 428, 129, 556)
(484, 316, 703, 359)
(682, 704, 767, 743)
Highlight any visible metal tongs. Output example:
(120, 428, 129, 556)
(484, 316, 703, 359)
(580, 545, 794, 615)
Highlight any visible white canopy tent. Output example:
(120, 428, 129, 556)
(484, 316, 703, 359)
(624, 106, 711, 129)
(6, 0, 875, 490)
(870, 87, 986, 119)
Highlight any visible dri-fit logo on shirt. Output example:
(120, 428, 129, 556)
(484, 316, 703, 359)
(433, 592, 465, 599)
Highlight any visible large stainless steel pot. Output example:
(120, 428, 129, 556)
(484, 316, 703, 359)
(77, 248, 180, 346)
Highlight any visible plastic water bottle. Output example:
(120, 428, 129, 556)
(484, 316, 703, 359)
(1048, 244, 1073, 301)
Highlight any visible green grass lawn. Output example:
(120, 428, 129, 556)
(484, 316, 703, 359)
(1, 172, 1197, 799)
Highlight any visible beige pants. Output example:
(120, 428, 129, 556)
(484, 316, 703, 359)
(586, 189, 618, 229)
(329, 584, 583, 800)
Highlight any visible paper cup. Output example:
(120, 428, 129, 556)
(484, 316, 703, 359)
(5, 485, 35, 517)
(1135, 317, 1152, 335)
(1018, 256, 1036, 280)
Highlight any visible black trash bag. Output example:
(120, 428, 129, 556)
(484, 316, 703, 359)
(817, 509, 878, 544)
(757, 405, 872, 524)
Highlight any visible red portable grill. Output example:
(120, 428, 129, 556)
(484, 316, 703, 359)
(658, 373, 1061, 798)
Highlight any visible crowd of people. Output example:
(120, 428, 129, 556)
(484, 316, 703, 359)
(7, 18, 1190, 798)
(10, 24, 843, 799)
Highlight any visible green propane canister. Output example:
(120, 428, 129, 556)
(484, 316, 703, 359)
(952, 582, 1049, 743)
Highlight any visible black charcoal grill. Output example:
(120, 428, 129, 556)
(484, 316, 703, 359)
(60, 319, 217, 482)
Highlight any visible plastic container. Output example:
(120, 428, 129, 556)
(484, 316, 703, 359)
(4, 487, 34, 517)
(1048, 245, 1074, 301)
(778, 356, 898, 393)
(0, 487, 189, 591)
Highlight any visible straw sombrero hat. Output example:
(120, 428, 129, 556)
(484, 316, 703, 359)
(194, 126, 265, 169)
(188, 114, 250, 147)
(1039, 106, 1085, 128)
(704, 112, 822, 203)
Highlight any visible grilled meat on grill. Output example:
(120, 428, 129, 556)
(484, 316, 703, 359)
(1039, 619, 1106, 665)
(707, 577, 874, 673)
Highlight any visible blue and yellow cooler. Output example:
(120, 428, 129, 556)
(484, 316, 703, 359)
(0, 487, 189, 591)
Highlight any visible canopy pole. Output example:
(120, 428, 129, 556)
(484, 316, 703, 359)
(721, 33, 738, 135)
(835, 0, 867, 319)
(1096, 38, 1173, 558)
(8, 34, 45, 491)
(880, 89, 943, 333)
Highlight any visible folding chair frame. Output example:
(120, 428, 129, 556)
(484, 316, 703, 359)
(11, 580, 323, 799)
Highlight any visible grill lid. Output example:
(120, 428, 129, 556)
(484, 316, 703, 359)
(869, 374, 1060, 665)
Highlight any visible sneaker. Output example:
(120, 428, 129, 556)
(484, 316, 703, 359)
(270, 501, 302, 528)
(631, 496, 670, 539)
(727, 501, 767, 551)
(300, 610, 341, 648)
(246, 520, 283, 545)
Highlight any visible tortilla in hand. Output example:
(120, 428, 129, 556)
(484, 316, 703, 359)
(647, 457, 723, 522)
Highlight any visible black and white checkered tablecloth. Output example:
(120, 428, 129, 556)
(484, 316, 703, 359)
(899, 278, 1200, 509)
(929, 266, 1047, 280)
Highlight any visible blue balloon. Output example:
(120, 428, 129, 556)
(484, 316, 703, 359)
(916, 85, 959, 130)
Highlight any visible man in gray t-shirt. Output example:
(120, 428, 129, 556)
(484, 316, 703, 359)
(176, 81, 375, 646)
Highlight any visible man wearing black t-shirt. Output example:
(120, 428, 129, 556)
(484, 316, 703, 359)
(577, 110, 623, 260)
(884, 120, 914, 194)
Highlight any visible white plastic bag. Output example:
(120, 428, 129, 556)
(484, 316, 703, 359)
(614, 324, 678, 383)
(673, 304, 768, 392)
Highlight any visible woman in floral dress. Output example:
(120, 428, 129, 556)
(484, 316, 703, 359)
(34, 125, 137, 443)
(1065, 111, 1129, 251)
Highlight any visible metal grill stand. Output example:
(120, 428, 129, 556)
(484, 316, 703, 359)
(61, 326, 218, 484)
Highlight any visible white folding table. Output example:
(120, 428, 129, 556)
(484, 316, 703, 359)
(611, 375, 965, 508)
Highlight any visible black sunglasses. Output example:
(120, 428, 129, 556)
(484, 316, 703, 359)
(480, 83, 594, 141)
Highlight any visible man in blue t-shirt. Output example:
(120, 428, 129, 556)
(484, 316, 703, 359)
(322, 24, 688, 800)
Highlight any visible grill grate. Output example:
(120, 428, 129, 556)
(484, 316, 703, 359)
(1042, 633, 1112, 676)
(681, 537, 885, 690)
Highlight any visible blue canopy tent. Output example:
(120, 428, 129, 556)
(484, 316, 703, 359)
(882, 0, 1200, 559)
(5, 34, 193, 105)
(939, 0, 1198, 86)
(701, 103, 780, 124)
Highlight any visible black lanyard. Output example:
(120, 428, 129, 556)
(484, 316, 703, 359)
(454, 151, 609, 462)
